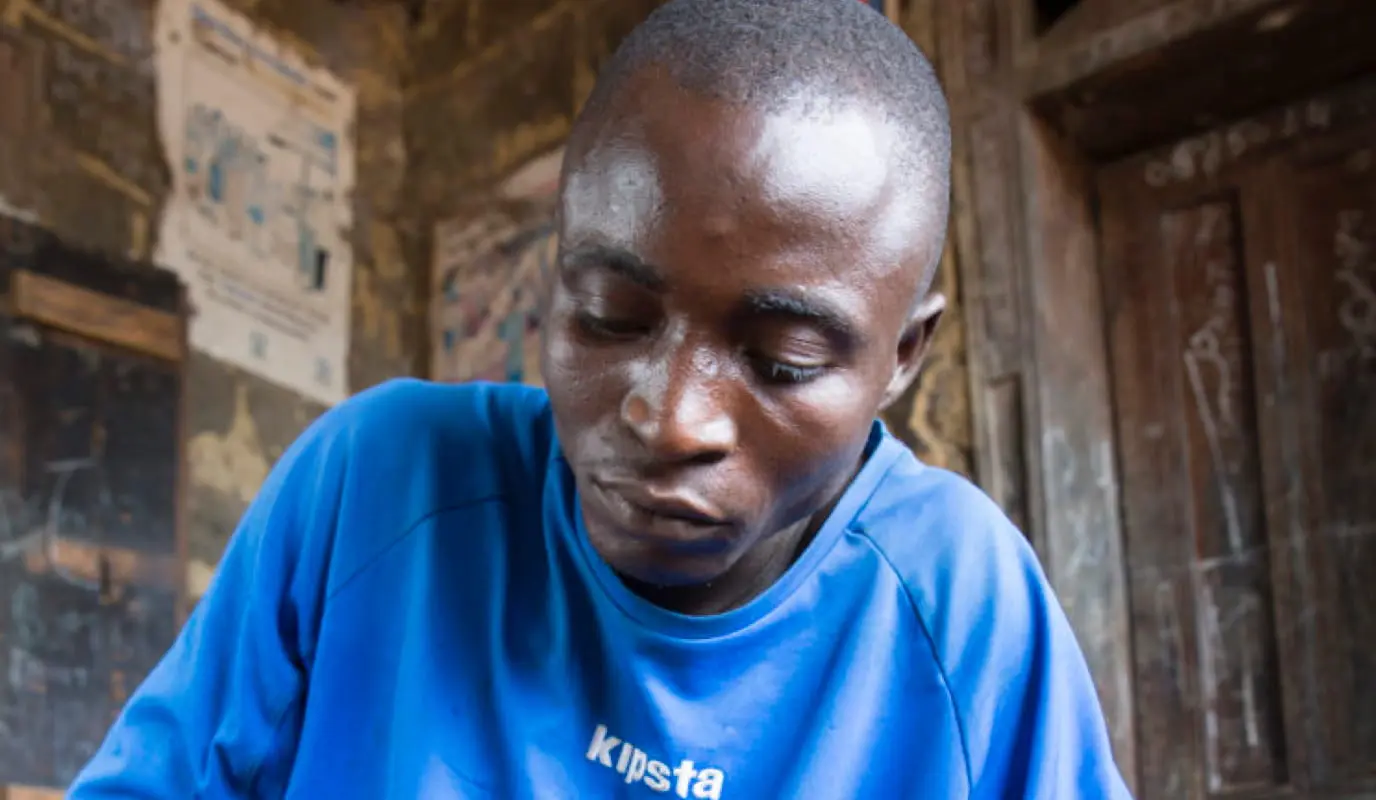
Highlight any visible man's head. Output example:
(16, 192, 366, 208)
(541, 0, 951, 602)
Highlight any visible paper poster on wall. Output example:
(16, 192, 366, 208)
(430, 148, 563, 387)
(430, 215, 554, 386)
(154, 0, 356, 405)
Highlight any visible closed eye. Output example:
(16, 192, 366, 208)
(575, 309, 653, 340)
(748, 354, 827, 385)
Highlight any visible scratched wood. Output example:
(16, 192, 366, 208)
(1265, 127, 1376, 787)
(0, 218, 186, 789)
(1028, 0, 1376, 161)
(1018, 117, 1137, 782)
(934, 0, 1036, 549)
(936, 0, 1376, 793)
(1098, 83, 1376, 798)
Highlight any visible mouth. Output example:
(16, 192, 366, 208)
(589, 477, 732, 548)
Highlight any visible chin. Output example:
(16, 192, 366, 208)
(588, 528, 737, 588)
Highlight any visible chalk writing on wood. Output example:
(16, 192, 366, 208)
(1330, 209, 1375, 372)
(1, 568, 180, 785)
(1287, 152, 1376, 775)
(1143, 100, 1335, 188)
(1130, 74, 1376, 193)
(1163, 201, 1286, 791)
(0, 330, 183, 786)
(1, 227, 185, 788)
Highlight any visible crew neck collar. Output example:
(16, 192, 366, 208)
(559, 420, 905, 641)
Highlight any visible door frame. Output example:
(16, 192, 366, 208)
(915, 0, 1376, 791)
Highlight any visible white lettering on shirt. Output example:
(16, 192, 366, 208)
(586, 724, 725, 799)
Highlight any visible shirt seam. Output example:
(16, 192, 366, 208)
(324, 493, 511, 603)
(852, 525, 974, 796)
(239, 492, 510, 792)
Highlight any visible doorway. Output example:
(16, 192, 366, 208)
(1097, 77, 1376, 798)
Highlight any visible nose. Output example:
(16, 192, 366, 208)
(620, 346, 738, 464)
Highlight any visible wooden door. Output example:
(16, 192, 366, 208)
(1098, 77, 1376, 799)
(0, 218, 188, 790)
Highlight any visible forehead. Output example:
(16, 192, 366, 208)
(561, 70, 934, 287)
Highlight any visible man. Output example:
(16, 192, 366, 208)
(71, 0, 1132, 797)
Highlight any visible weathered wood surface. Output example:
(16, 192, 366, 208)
(1029, 0, 1376, 160)
(1097, 78, 1376, 797)
(0, 217, 186, 789)
(943, 0, 1376, 795)
(0, 785, 66, 800)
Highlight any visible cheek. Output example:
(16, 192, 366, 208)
(746, 377, 883, 518)
(541, 310, 624, 434)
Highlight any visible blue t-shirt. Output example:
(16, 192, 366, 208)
(69, 379, 1132, 799)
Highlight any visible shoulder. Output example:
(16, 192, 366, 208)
(857, 451, 1038, 599)
(853, 448, 1051, 667)
(316, 377, 550, 445)
(272, 379, 556, 588)
(855, 445, 1129, 794)
(321, 378, 553, 470)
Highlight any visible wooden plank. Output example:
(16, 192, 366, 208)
(1027, 0, 1376, 161)
(8, 269, 183, 362)
(1018, 115, 1137, 783)
(1026, 0, 1281, 96)
(1096, 89, 1376, 798)
(18, 537, 181, 593)
(0, 29, 36, 139)
(0, 786, 67, 800)
(1269, 130, 1376, 788)
(932, 0, 1036, 538)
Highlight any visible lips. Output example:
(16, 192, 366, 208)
(589, 476, 732, 549)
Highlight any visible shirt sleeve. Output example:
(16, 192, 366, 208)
(936, 519, 1136, 799)
(67, 412, 349, 798)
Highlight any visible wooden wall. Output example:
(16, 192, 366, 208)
(930, 0, 1376, 793)
(0, 216, 187, 787)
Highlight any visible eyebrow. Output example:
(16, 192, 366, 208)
(561, 242, 865, 348)
(742, 288, 865, 349)
(560, 242, 667, 291)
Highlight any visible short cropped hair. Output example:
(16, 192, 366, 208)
(577, 0, 952, 286)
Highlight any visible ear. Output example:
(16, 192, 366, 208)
(880, 292, 946, 411)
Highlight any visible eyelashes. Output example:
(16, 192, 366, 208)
(572, 309, 831, 387)
(753, 358, 825, 385)
(574, 310, 652, 340)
